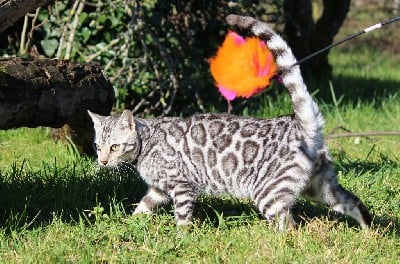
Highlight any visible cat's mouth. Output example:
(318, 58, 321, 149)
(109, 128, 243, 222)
(97, 160, 136, 176)
(97, 157, 136, 169)
(97, 160, 118, 168)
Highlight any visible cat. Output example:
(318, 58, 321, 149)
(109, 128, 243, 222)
(87, 14, 372, 230)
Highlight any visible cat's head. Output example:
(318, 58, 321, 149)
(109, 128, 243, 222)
(87, 110, 141, 168)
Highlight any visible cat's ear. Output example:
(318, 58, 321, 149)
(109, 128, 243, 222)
(87, 110, 105, 127)
(119, 110, 136, 131)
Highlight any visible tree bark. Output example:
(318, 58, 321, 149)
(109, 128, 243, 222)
(0, 57, 115, 154)
(0, 0, 53, 34)
(283, 0, 314, 62)
(309, 0, 350, 76)
(283, 0, 350, 78)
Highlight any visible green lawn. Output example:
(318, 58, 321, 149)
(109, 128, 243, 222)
(1, 23, 400, 264)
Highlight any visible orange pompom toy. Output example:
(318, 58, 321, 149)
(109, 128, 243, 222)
(210, 31, 277, 103)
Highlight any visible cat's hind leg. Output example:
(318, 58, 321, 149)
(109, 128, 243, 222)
(252, 169, 303, 230)
(133, 186, 172, 215)
(303, 154, 372, 228)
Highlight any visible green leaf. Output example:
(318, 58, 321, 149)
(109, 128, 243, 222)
(103, 32, 111, 42)
(40, 38, 59, 57)
(38, 11, 49, 22)
(79, 12, 89, 24)
(81, 27, 91, 43)
(97, 14, 107, 24)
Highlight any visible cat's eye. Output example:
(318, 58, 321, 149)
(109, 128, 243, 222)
(110, 144, 120, 151)
(93, 143, 100, 151)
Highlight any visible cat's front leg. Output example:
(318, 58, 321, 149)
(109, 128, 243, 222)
(133, 187, 171, 215)
(171, 182, 198, 226)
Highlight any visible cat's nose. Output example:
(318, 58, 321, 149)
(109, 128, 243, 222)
(100, 160, 108, 165)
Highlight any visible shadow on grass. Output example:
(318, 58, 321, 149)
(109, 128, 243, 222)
(192, 197, 400, 236)
(0, 160, 148, 232)
(234, 74, 400, 116)
(0, 159, 398, 236)
(332, 148, 399, 174)
(1, 156, 399, 237)
(309, 75, 400, 106)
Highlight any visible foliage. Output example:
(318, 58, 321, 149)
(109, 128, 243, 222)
(0, 0, 283, 116)
(1, 1, 397, 116)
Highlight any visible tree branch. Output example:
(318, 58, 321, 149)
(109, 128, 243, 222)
(65, 0, 85, 60)
(0, 57, 115, 154)
(0, 57, 114, 129)
(327, 131, 400, 139)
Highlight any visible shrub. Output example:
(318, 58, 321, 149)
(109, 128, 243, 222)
(0, 0, 280, 116)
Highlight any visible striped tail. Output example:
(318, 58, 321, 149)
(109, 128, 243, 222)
(226, 14, 324, 142)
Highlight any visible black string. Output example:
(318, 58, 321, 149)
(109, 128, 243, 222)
(288, 15, 400, 69)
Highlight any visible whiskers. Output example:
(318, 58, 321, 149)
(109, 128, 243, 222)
(110, 162, 138, 182)
(114, 161, 137, 179)
(90, 160, 137, 182)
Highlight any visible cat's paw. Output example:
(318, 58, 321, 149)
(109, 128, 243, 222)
(133, 203, 153, 215)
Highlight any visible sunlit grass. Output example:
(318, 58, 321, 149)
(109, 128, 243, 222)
(0, 81, 399, 262)
(0, 128, 78, 171)
(0, 15, 400, 264)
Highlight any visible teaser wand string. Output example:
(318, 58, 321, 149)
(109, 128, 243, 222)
(286, 15, 400, 70)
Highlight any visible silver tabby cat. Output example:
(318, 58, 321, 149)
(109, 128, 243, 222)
(88, 14, 371, 230)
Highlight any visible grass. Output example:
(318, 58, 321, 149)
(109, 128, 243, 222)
(1, 11, 400, 264)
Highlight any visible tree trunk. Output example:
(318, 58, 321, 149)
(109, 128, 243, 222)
(0, 57, 115, 154)
(283, 0, 350, 79)
(283, 0, 314, 63)
(0, 0, 53, 34)
(309, 0, 350, 76)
